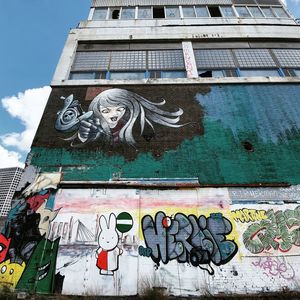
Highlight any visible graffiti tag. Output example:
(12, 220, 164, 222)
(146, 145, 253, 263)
(141, 212, 238, 275)
(252, 257, 295, 281)
(243, 206, 300, 254)
(231, 208, 267, 223)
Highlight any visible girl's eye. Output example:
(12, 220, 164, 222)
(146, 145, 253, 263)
(117, 107, 125, 112)
(101, 109, 110, 114)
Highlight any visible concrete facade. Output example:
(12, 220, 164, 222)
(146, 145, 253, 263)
(2, 0, 300, 296)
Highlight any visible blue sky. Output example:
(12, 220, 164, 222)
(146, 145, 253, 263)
(0, 0, 299, 168)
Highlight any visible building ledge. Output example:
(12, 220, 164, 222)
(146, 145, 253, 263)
(52, 76, 300, 87)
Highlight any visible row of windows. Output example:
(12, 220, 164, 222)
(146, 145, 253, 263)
(71, 48, 300, 70)
(70, 68, 300, 80)
(92, 5, 290, 20)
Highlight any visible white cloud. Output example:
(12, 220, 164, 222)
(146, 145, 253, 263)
(1, 86, 51, 152)
(0, 145, 24, 168)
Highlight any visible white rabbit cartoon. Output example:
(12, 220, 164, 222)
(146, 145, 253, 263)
(95, 213, 123, 275)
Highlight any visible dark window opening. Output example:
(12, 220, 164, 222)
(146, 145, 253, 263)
(208, 6, 222, 17)
(242, 141, 254, 152)
(112, 9, 120, 19)
(153, 7, 165, 18)
(199, 70, 212, 77)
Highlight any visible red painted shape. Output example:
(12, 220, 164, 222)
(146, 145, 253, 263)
(0, 234, 11, 263)
(27, 192, 50, 211)
(97, 250, 108, 270)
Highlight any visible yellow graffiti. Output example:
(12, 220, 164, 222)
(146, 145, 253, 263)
(231, 208, 267, 223)
(0, 260, 26, 289)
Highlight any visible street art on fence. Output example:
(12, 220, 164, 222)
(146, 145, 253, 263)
(55, 88, 189, 148)
(140, 211, 237, 275)
(232, 204, 300, 255)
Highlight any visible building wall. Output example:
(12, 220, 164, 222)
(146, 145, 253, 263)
(31, 84, 300, 184)
(2, 181, 300, 296)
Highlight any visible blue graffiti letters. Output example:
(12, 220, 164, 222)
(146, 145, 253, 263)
(141, 212, 238, 274)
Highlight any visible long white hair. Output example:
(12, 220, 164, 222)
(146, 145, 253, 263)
(89, 88, 184, 145)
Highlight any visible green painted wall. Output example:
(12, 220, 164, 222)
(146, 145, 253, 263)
(30, 84, 300, 184)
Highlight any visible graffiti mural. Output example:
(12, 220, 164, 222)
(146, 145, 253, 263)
(140, 211, 238, 275)
(0, 170, 61, 293)
(0, 260, 26, 288)
(243, 205, 300, 254)
(55, 88, 186, 147)
(252, 257, 295, 281)
(96, 214, 123, 275)
(16, 238, 60, 293)
(231, 208, 267, 223)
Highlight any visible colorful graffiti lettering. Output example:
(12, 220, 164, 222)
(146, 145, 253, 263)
(252, 257, 295, 281)
(231, 209, 267, 223)
(243, 206, 300, 254)
(141, 212, 238, 275)
(16, 238, 60, 293)
(55, 89, 185, 147)
(0, 260, 26, 289)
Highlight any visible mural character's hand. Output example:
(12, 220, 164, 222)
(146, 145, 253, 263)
(78, 118, 101, 142)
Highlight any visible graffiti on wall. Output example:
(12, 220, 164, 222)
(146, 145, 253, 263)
(95, 213, 133, 276)
(231, 208, 267, 223)
(55, 89, 186, 148)
(252, 257, 295, 281)
(243, 206, 300, 254)
(0, 171, 62, 293)
(140, 211, 238, 275)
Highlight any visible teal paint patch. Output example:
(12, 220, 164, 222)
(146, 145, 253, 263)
(29, 84, 300, 185)
(196, 85, 300, 144)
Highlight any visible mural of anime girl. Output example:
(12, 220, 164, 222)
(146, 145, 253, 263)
(55, 88, 185, 147)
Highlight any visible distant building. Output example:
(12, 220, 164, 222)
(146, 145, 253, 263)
(0, 167, 23, 216)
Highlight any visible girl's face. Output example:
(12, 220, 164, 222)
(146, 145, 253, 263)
(100, 105, 126, 128)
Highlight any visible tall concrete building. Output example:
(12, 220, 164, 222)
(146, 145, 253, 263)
(2, 0, 300, 297)
(0, 167, 23, 217)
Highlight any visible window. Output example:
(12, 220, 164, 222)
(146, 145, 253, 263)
(294, 69, 300, 77)
(273, 7, 289, 18)
(93, 8, 108, 20)
(161, 71, 186, 78)
(69, 72, 105, 80)
(165, 6, 180, 18)
(70, 47, 186, 80)
(221, 6, 236, 17)
(182, 6, 196, 18)
(234, 49, 276, 68)
(110, 72, 145, 80)
(148, 50, 185, 70)
(261, 7, 275, 17)
(195, 6, 209, 17)
(235, 6, 251, 17)
(109, 8, 120, 19)
(153, 7, 165, 18)
(194, 49, 236, 69)
(272, 49, 300, 68)
(208, 6, 222, 17)
(248, 6, 264, 17)
(239, 69, 280, 77)
(282, 69, 300, 77)
(198, 69, 237, 77)
(121, 7, 136, 19)
(138, 7, 152, 19)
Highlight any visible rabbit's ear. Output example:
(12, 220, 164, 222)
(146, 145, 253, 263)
(100, 215, 108, 230)
(108, 213, 116, 229)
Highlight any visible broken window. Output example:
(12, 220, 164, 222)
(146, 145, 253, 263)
(153, 7, 165, 18)
(208, 6, 222, 17)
